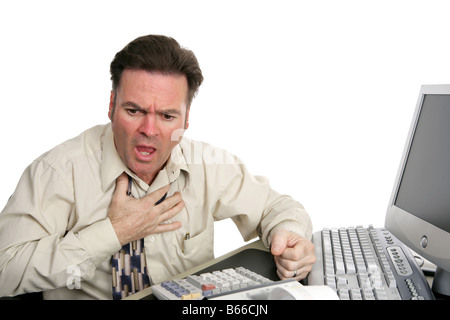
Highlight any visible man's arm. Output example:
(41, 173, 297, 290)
(0, 160, 120, 297)
(206, 156, 314, 279)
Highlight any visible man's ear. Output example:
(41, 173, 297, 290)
(184, 106, 190, 130)
(108, 90, 115, 121)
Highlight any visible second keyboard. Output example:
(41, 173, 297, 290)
(307, 225, 434, 300)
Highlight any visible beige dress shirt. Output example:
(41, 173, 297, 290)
(0, 123, 312, 299)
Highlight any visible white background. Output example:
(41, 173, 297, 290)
(1, 0, 449, 257)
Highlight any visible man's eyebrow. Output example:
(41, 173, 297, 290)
(158, 108, 182, 115)
(121, 101, 145, 111)
(121, 102, 182, 115)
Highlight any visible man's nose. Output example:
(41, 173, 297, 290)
(139, 114, 160, 137)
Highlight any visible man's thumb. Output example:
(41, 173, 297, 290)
(113, 172, 129, 197)
(270, 229, 288, 256)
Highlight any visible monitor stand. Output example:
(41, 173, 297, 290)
(432, 267, 450, 298)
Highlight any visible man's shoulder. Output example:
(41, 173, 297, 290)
(35, 124, 110, 169)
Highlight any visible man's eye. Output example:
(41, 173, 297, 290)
(161, 113, 174, 120)
(127, 109, 139, 115)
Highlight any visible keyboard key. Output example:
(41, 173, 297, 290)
(201, 283, 216, 291)
(374, 288, 388, 300)
(350, 288, 362, 300)
(338, 289, 350, 300)
(362, 288, 375, 300)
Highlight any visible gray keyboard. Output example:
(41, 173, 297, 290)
(307, 225, 434, 300)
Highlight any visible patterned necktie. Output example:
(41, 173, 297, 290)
(111, 238, 150, 300)
(111, 175, 166, 300)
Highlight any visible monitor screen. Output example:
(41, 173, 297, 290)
(385, 85, 450, 296)
(394, 94, 450, 234)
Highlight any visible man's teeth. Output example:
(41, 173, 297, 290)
(140, 151, 150, 155)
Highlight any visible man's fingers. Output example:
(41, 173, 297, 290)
(275, 262, 311, 280)
(151, 196, 184, 234)
(153, 220, 182, 234)
(148, 184, 172, 204)
(274, 242, 316, 280)
(144, 189, 184, 229)
(155, 191, 182, 210)
(156, 197, 184, 222)
(269, 229, 316, 281)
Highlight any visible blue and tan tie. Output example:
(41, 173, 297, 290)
(112, 238, 151, 300)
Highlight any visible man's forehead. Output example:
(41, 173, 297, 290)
(119, 69, 187, 88)
(117, 69, 188, 104)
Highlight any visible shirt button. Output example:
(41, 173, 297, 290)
(149, 235, 156, 242)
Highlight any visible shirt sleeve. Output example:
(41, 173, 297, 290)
(0, 159, 121, 297)
(210, 158, 313, 248)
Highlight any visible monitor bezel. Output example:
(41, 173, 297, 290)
(385, 84, 450, 273)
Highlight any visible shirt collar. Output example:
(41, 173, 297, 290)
(100, 123, 189, 192)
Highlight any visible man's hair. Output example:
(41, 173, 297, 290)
(110, 35, 203, 107)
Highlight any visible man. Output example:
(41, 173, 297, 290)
(0, 35, 315, 299)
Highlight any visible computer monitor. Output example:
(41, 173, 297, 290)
(385, 84, 450, 297)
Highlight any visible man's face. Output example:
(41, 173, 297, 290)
(109, 69, 189, 184)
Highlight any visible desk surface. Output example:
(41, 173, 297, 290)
(126, 238, 438, 300)
(126, 240, 271, 300)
